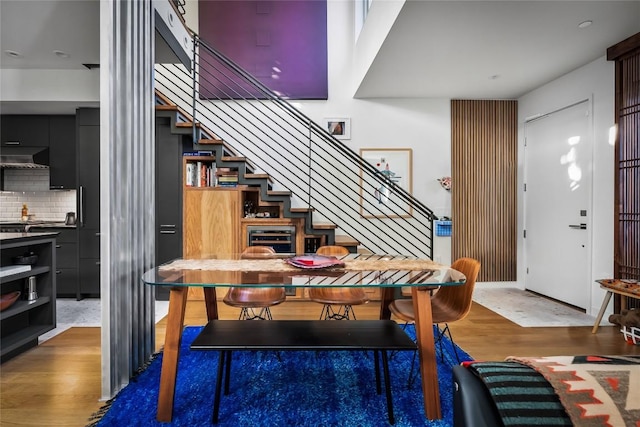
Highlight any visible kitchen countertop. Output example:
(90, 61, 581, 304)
(26, 222, 76, 230)
(0, 232, 60, 241)
(0, 220, 76, 230)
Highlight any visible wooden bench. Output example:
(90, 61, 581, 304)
(592, 279, 640, 333)
(190, 320, 417, 424)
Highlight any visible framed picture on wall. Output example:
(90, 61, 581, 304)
(322, 118, 351, 140)
(359, 148, 413, 218)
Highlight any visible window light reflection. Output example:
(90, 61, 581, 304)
(568, 163, 582, 182)
(609, 125, 617, 146)
(568, 136, 581, 146)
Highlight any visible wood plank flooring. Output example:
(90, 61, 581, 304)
(1, 300, 637, 426)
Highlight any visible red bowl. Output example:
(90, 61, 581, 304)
(0, 291, 21, 311)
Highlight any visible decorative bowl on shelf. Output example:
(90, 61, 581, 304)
(12, 253, 38, 265)
(0, 291, 21, 312)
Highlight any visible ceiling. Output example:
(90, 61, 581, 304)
(1, 0, 639, 112)
(356, 0, 640, 99)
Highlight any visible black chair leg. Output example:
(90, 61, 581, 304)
(441, 323, 461, 364)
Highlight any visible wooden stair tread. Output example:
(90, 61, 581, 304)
(221, 156, 246, 162)
(198, 138, 224, 145)
(244, 173, 274, 184)
(176, 121, 200, 128)
(312, 223, 338, 230)
(335, 235, 360, 246)
(290, 207, 314, 213)
(267, 190, 291, 196)
(155, 105, 179, 111)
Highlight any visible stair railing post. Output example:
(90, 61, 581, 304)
(307, 120, 312, 210)
(191, 34, 199, 144)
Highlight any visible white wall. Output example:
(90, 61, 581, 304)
(517, 56, 615, 316)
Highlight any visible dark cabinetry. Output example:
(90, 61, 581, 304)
(49, 116, 77, 189)
(76, 108, 100, 297)
(0, 114, 77, 190)
(32, 228, 78, 297)
(0, 115, 49, 147)
(0, 234, 57, 363)
(155, 118, 189, 300)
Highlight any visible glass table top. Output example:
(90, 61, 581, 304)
(142, 254, 466, 288)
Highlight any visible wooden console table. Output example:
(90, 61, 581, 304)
(592, 279, 640, 333)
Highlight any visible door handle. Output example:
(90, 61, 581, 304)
(569, 224, 587, 230)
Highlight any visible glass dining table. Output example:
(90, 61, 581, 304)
(142, 253, 466, 422)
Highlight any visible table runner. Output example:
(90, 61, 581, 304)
(159, 257, 439, 273)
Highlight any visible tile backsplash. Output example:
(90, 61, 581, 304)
(1, 169, 76, 222)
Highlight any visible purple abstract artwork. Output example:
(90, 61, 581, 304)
(199, 0, 328, 100)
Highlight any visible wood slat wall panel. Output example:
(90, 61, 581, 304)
(610, 36, 640, 310)
(451, 100, 517, 282)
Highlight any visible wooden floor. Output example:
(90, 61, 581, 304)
(1, 299, 638, 426)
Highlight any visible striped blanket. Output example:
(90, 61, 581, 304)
(468, 355, 640, 427)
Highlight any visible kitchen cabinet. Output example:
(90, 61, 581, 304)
(155, 118, 189, 300)
(30, 228, 78, 297)
(0, 115, 49, 147)
(76, 108, 100, 298)
(49, 116, 77, 189)
(0, 233, 56, 363)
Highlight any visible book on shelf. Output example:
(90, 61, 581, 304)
(185, 160, 216, 187)
(183, 150, 213, 157)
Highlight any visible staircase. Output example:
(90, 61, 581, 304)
(155, 90, 359, 252)
(153, 33, 435, 258)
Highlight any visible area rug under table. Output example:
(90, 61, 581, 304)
(88, 325, 471, 426)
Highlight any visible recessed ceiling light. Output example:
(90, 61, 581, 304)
(54, 50, 70, 58)
(578, 20, 593, 29)
(4, 50, 22, 58)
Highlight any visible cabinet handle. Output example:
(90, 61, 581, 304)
(96, 261, 101, 265)
(50, 185, 64, 190)
(56, 245, 62, 248)
(160, 224, 176, 228)
(5, 141, 20, 145)
(56, 270, 62, 274)
(79, 185, 85, 227)
(160, 230, 176, 234)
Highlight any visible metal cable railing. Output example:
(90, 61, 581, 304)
(155, 34, 435, 258)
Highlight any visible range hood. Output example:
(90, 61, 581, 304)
(0, 146, 49, 169)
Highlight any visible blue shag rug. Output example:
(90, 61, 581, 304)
(88, 324, 471, 426)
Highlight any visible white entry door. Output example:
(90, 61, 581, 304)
(524, 100, 591, 309)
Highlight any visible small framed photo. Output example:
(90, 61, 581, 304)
(322, 118, 351, 140)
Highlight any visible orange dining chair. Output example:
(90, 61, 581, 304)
(222, 246, 286, 320)
(389, 257, 480, 379)
(308, 245, 369, 320)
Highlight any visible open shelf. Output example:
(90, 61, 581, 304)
(0, 296, 51, 321)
